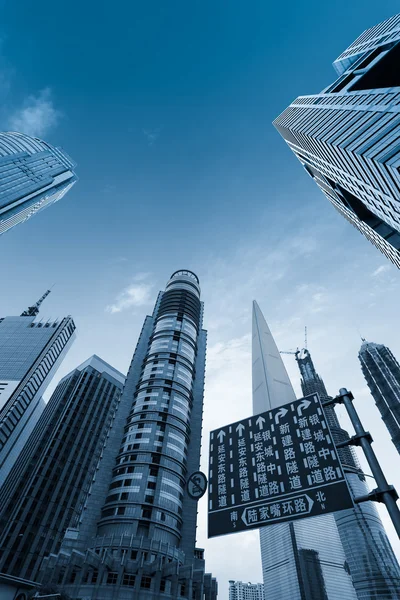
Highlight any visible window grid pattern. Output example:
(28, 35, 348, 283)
(274, 14, 400, 269)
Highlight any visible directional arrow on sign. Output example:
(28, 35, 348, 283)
(274, 407, 288, 424)
(256, 416, 266, 430)
(297, 399, 312, 416)
(236, 423, 245, 437)
(217, 430, 226, 444)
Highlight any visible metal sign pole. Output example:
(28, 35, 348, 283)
(324, 388, 400, 539)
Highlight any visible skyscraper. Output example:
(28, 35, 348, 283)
(39, 270, 217, 599)
(359, 340, 400, 455)
(252, 301, 357, 600)
(273, 14, 400, 267)
(229, 580, 265, 600)
(0, 131, 77, 235)
(296, 347, 400, 598)
(0, 291, 76, 483)
(0, 355, 125, 580)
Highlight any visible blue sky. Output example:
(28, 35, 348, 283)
(1, 1, 400, 596)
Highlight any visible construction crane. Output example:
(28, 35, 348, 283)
(279, 327, 308, 356)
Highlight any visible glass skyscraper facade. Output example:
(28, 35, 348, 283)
(39, 270, 217, 599)
(273, 14, 400, 267)
(0, 131, 77, 235)
(359, 340, 400, 455)
(296, 348, 400, 599)
(252, 301, 357, 600)
(0, 293, 76, 484)
(0, 355, 125, 580)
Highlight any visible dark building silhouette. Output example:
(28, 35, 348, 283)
(359, 340, 400, 455)
(0, 356, 124, 580)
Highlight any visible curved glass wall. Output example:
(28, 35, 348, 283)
(97, 271, 201, 552)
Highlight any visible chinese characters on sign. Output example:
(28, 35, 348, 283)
(208, 394, 354, 538)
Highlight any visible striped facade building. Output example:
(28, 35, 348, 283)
(274, 14, 400, 267)
(0, 292, 76, 484)
(0, 356, 125, 580)
(0, 131, 77, 235)
(39, 271, 217, 599)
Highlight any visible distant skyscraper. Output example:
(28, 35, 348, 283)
(39, 270, 217, 599)
(229, 580, 264, 600)
(252, 301, 357, 600)
(0, 291, 76, 483)
(359, 340, 400, 455)
(0, 355, 125, 580)
(0, 131, 77, 235)
(296, 347, 400, 598)
(274, 14, 400, 267)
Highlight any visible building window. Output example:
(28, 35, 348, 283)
(123, 573, 136, 587)
(107, 572, 118, 584)
(131, 550, 138, 560)
(141, 576, 152, 589)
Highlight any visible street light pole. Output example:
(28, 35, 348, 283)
(323, 387, 400, 539)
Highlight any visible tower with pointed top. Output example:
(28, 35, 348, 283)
(252, 302, 357, 600)
(0, 293, 76, 484)
(296, 347, 400, 598)
(359, 340, 400, 455)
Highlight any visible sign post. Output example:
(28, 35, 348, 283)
(208, 393, 354, 538)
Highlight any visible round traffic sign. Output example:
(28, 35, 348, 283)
(187, 471, 207, 500)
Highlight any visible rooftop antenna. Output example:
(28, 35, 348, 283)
(305, 326, 308, 350)
(21, 289, 52, 317)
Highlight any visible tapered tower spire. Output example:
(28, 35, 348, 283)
(252, 300, 296, 414)
(20, 289, 51, 317)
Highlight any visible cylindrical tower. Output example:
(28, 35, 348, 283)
(97, 270, 202, 545)
(39, 271, 217, 599)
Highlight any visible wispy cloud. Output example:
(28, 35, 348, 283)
(372, 264, 390, 277)
(8, 88, 61, 137)
(142, 127, 162, 146)
(106, 275, 153, 314)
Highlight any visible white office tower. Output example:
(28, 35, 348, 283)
(252, 301, 357, 600)
(229, 580, 265, 600)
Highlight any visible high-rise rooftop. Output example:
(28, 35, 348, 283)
(274, 14, 400, 267)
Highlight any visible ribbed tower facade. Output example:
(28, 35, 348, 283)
(274, 14, 400, 267)
(252, 302, 357, 600)
(39, 270, 217, 599)
(0, 292, 76, 483)
(0, 355, 125, 580)
(0, 131, 77, 235)
(359, 340, 400, 455)
(296, 348, 400, 598)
